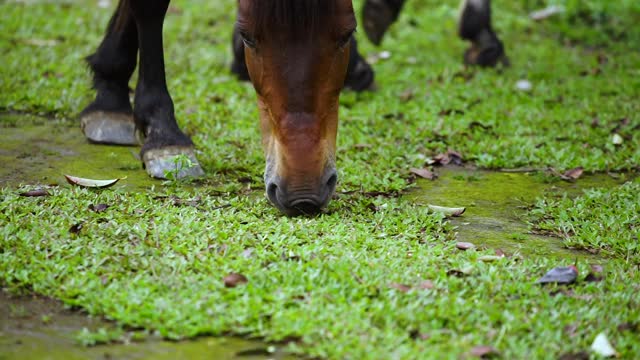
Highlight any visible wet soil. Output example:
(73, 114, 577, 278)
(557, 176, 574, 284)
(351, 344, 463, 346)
(411, 167, 633, 258)
(0, 291, 295, 360)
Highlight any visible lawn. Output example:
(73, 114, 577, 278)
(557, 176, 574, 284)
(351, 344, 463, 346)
(1, 0, 639, 358)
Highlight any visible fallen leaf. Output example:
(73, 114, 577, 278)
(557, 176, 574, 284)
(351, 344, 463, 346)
(515, 79, 532, 92)
(399, 89, 415, 102)
(558, 351, 589, 360)
(478, 255, 503, 262)
(417, 280, 434, 290)
(353, 143, 372, 149)
(469, 345, 500, 358)
(584, 273, 603, 283)
(431, 149, 464, 166)
(69, 222, 84, 234)
(536, 266, 578, 284)
(169, 195, 200, 207)
(447, 266, 474, 277)
(241, 248, 254, 259)
(591, 332, 617, 358)
(389, 283, 411, 293)
(223, 273, 248, 288)
(428, 205, 466, 217)
(564, 324, 579, 337)
(456, 242, 475, 250)
(438, 108, 465, 116)
(561, 167, 584, 181)
(410, 331, 431, 340)
(21, 38, 60, 46)
(64, 175, 123, 188)
(410, 168, 437, 180)
(19, 189, 50, 197)
(617, 322, 639, 333)
(612, 134, 623, 146)
(529, 5, 565, 21)
(88, 203, 109, 212)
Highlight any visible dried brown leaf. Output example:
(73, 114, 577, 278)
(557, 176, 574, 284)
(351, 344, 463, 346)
(558, 352, 589, 360)
(410, 167, 437, 180)
(389, 283, 411, 293)
(69, 222, 84, 234)
(562, 167, 584, 181)
(19, 189, 50, 197)
(469, 345, 500, 358)
(88, 203, 109, 212)
(456, 242, 475, 250)
(224, 273, 248, 288)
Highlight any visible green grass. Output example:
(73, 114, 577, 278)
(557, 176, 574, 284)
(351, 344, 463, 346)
(1, 0, 640, 358)
(530, 179, 640, 263)
(2, 187, 640, 358)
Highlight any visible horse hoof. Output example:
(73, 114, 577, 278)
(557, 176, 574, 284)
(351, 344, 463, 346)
(142, 146, 205, 179)
(81, 111, 138, 145)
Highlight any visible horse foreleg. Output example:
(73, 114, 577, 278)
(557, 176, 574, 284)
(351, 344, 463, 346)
(128, 0, 203, 179)
(81, 0, 138, 145)
(458, 0, 509, 67)
(361, 0, 406, 45)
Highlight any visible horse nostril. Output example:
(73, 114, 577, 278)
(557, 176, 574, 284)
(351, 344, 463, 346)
(291, 200, 322, 216)
(326, 173, 337, 192)
(267, 182, 279, 202)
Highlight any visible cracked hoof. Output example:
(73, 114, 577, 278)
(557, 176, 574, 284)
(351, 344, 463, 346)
(142, 146, 205, 179)
(81, 111, 138, 145)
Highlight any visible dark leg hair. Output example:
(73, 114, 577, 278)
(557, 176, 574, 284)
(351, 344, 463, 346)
(458, 0, 509, 67)
(344, 37, 375, 92)
(127, 0, 203, 178)
(80, 0, 138, 145)
(361, 0, 407, 45)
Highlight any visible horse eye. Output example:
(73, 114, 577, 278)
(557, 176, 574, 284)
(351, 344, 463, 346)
(338, 30, 355, 49)
(240, 31, 257, 49)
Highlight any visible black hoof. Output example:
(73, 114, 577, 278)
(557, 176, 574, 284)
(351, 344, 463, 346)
(81, 111, 138, 145)
(464, 44, 510, 68)
(142, 146, 205, 179)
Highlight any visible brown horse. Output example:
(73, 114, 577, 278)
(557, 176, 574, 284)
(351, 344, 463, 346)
(79, 0, 505, 216)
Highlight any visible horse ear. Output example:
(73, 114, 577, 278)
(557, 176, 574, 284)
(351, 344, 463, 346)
(361, 0, 407, 45)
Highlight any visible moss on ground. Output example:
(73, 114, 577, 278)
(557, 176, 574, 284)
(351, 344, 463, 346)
(1, 0, 639, 358)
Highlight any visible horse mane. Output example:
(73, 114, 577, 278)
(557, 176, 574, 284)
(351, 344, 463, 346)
(247, 0, 337, 38)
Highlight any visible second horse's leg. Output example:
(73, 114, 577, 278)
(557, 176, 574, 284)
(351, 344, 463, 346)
(458, 0, 509, 67)
(81, 0, 138, 145)
(129, 0, 203, 178)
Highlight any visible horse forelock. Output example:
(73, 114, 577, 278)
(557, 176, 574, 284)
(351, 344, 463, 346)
(247, 0, 337, 38)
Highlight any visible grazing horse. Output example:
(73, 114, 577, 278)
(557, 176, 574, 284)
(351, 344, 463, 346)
(79, 0, 505, 216)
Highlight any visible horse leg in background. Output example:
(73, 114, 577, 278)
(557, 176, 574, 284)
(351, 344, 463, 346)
(459, 0, 509, 67)
(231, 26, 375, 92)
(128, 0, 203, 178)
(81, 0, 138, 145)
(344, 37, 376, 91)
(361, 0, 406, 45)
